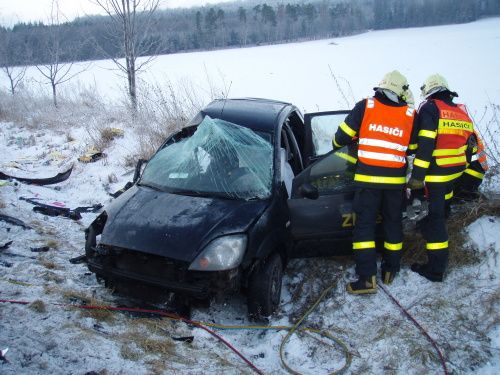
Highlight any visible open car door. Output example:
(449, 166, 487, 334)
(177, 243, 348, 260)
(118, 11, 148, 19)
(287, 143, 358, 258)
(288, 110, 354, 258)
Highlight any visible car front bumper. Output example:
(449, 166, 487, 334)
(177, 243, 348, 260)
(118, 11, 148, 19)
(86, 245, 241, 299)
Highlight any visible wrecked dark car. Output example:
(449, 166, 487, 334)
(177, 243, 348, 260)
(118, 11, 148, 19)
(85, 98, 357, 317)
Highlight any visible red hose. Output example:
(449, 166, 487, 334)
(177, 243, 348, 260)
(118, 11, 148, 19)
(378, 284, 449, 375)
(0, 298, 264, 375)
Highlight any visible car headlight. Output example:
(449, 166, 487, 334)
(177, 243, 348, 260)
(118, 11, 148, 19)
(188, 234, 247, 271)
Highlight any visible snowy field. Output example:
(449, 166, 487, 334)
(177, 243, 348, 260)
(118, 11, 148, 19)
(1, 17, 500, 374)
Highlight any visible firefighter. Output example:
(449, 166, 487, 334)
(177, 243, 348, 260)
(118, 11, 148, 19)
(408, 74, 475, 282)
(333, 70, 417, 294)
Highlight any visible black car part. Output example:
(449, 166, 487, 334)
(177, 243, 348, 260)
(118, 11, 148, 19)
(0, 165, 73, 185)
(20, 197, 102, 220)
(0, 214, 32, 230)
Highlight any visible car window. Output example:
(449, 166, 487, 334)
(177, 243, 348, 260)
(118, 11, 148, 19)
(310, 112, 349, 156)
(140, 116, 273, 200)
(295, 144, 357, 196)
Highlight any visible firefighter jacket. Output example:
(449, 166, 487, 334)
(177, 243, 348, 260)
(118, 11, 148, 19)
(464, 130, 488, 180)
(411, 92, 474, 184)
(332, 91, 417, 189)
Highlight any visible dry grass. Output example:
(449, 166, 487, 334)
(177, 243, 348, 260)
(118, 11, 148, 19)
(61, 289, 115, 322)
(29, 299, 47, 313)
(45, 239, 60, 250)
(39, 257, 62, 270)
(42, 271, 64, 284)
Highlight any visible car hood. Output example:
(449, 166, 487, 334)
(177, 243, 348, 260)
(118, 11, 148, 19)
(100, 185, 267, 263)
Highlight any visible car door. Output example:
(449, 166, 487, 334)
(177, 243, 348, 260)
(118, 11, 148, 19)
(287, 143, 358, 258)
(287, 110, 355, 258)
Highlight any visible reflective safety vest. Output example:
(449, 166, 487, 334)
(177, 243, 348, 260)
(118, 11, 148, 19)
(471, 130, 488, 171)
(433, 100, 474, 168)
(358, 98, 415, 168)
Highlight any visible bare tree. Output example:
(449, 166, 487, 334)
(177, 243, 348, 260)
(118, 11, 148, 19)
(0, 28, 28, 95)
(36, 0, 87, 107)
(93, 0, 161, 114)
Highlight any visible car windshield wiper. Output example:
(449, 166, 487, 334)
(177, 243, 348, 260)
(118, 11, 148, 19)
(137, 181, 163, 191)
(168, 189, 237, 200)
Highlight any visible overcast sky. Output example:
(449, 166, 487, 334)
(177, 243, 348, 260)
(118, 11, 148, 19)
(0, 0, 237, 27)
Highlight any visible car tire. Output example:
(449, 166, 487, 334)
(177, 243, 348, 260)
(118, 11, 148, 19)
(247, 253, 283, 319)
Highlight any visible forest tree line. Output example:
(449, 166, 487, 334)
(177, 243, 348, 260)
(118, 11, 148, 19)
(0, 0, 499, 67)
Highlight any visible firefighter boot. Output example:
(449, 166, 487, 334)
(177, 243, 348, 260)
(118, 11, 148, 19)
(347, 276, 377, 295)
(382, 270, 395, 285)
(411, 263, 444, 282)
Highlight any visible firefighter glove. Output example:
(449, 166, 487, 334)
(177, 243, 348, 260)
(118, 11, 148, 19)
(407, 177, 424, 190)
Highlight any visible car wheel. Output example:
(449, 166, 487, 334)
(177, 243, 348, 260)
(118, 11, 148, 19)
(247, 253, 283, 319)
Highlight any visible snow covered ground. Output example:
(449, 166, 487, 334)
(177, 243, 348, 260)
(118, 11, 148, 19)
(1, 17, 499, 375)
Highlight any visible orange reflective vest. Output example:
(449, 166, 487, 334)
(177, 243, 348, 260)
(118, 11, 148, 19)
(358, 98, 415, 168)
(433, 100, 474, 168)
(472, 130, 488, 171)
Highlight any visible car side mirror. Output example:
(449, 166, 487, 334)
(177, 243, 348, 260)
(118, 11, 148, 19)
(133, 159, 147, 183)
(299, 182, 319, 200)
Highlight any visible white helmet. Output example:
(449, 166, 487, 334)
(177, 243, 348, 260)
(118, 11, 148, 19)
(374, 70, 409, 98)
(420, 73, 458, 98)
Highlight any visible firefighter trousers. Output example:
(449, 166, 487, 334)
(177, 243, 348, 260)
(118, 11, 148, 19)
(352, 188, 404, 278)
(422, 182, 450, 274)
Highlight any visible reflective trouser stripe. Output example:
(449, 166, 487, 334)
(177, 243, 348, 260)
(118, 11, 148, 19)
(353, 241, 376, 250)
(354, 174, 406, 184)
(340, 122, 357, 137)
(384, 242, 403, 251)
(425, 171, 463, 183)
(427, 241, 449, 250)
(408, 143, 418, 151)
(414, 158, 430, 168)
(419, 130, 437, 139)
(445, 191, 454, 200)
(464, 168, 484, 179)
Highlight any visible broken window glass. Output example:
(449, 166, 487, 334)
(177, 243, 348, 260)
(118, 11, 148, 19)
(141, 116, 273, 200)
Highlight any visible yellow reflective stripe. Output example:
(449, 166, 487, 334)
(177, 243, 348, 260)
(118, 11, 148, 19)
(333, 137, 342, 148)
(384, 242, 403, 251)
(339, 122, 357, 138)
(427, 241, 449, 250)
(419, 130, 437, 139)
(414, 158, 430, 168)
(353, 241, 376, 250)
(408, 143, 418, 150)
(425, 171, 463, 183)
(354, 174, 406, 184)
(432, 146, 467, 156)
(445, 191, 454, 200)
(464, 168, 484, 179)
(438, 119, 473, 132)
(336, 152, 357, 164)
(436, 156, 466, 166)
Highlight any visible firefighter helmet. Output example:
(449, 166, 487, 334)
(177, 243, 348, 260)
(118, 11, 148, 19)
(374, 70, 409, 98)
(420, 73, 458, 98)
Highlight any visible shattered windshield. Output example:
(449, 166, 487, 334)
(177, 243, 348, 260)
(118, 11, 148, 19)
(140, 116, 273, 200)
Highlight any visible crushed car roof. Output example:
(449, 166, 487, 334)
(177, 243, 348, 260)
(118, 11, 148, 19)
(200, 98, 296, 133)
